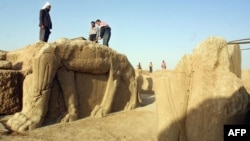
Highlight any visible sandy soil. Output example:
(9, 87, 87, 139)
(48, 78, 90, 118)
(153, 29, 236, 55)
(0, 94, 157, 141)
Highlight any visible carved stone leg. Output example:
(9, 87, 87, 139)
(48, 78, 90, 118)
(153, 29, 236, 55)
(124, 76, 140, 111)
(57, 68, 78, 122)
(7, 47, 59, 131)
(91, 64, 119, 118)
(120, 66, 141, 111)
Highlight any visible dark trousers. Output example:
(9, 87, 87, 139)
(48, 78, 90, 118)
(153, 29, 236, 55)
(149, 67, 153, 73)
(103, 28, 111, 47)
(40, 27, 51, 42)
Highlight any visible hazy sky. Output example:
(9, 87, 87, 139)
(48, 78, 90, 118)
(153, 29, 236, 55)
(0, 0, 249, 70)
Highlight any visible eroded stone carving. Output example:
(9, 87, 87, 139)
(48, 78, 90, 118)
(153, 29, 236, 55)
(6, 38, 140, 131)
(154, 37, 250, 141)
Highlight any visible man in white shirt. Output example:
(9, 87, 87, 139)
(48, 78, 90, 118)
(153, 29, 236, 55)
(89, 21, 99, 42)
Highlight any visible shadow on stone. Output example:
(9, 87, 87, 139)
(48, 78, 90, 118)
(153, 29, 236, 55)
(140, 94, 155, 106)
(157, 87, 250, 141)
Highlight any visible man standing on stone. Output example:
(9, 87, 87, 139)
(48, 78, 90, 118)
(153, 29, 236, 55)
(39, 2, 52, 42)
(161, 60, 166, 69)
(95, 19, 111, 47)
(89, 21, 99, 42)
(149, 62, 153, 73)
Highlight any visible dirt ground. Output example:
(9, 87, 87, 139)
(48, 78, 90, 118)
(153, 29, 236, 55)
(0, 94, 157, 141)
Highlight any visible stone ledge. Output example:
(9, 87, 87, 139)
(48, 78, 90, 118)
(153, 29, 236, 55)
(0, 61, 12, 69)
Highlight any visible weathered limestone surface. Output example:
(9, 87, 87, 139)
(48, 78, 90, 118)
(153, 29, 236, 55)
(0, 70, 23, 114)
(154, 37, 250, 141)
(5, 38, 140, 131)
(0, 122, 9, 135)
(0, 51, 12, 70)
(0, 50, 22, 114)
(242, 70, 250, 93)
(136, 69, 154, 94)
(0, 51, 7, 60)
(0, 60, 12, 69)
(6, 42, 43, 71)
(0, 45, 40, 115)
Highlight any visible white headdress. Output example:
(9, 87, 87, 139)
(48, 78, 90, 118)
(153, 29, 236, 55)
(42, 1, 51, 9)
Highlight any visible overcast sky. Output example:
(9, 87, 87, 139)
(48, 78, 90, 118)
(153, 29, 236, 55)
(0, 0, 249, 70)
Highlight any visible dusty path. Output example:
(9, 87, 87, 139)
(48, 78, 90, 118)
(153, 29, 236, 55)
(0, 94, 157, 141)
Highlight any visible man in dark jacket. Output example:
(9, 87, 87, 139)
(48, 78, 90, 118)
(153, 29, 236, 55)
(96, 19, 111, 47)
(39, 2, 52, 42)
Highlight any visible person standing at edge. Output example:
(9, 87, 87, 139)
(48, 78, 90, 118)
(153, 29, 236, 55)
(161, 60, 167, 69)
(89, 21, 99, 42)
(39, 2, 52, 42)
(95, 19, 111, 47)
(149, 62, 153, 73)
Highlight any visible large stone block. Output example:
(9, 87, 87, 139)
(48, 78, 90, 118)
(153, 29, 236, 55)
(155, 37, 250, 141)
(0, 70, 23, 114)
(5, 38, 140, 131)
